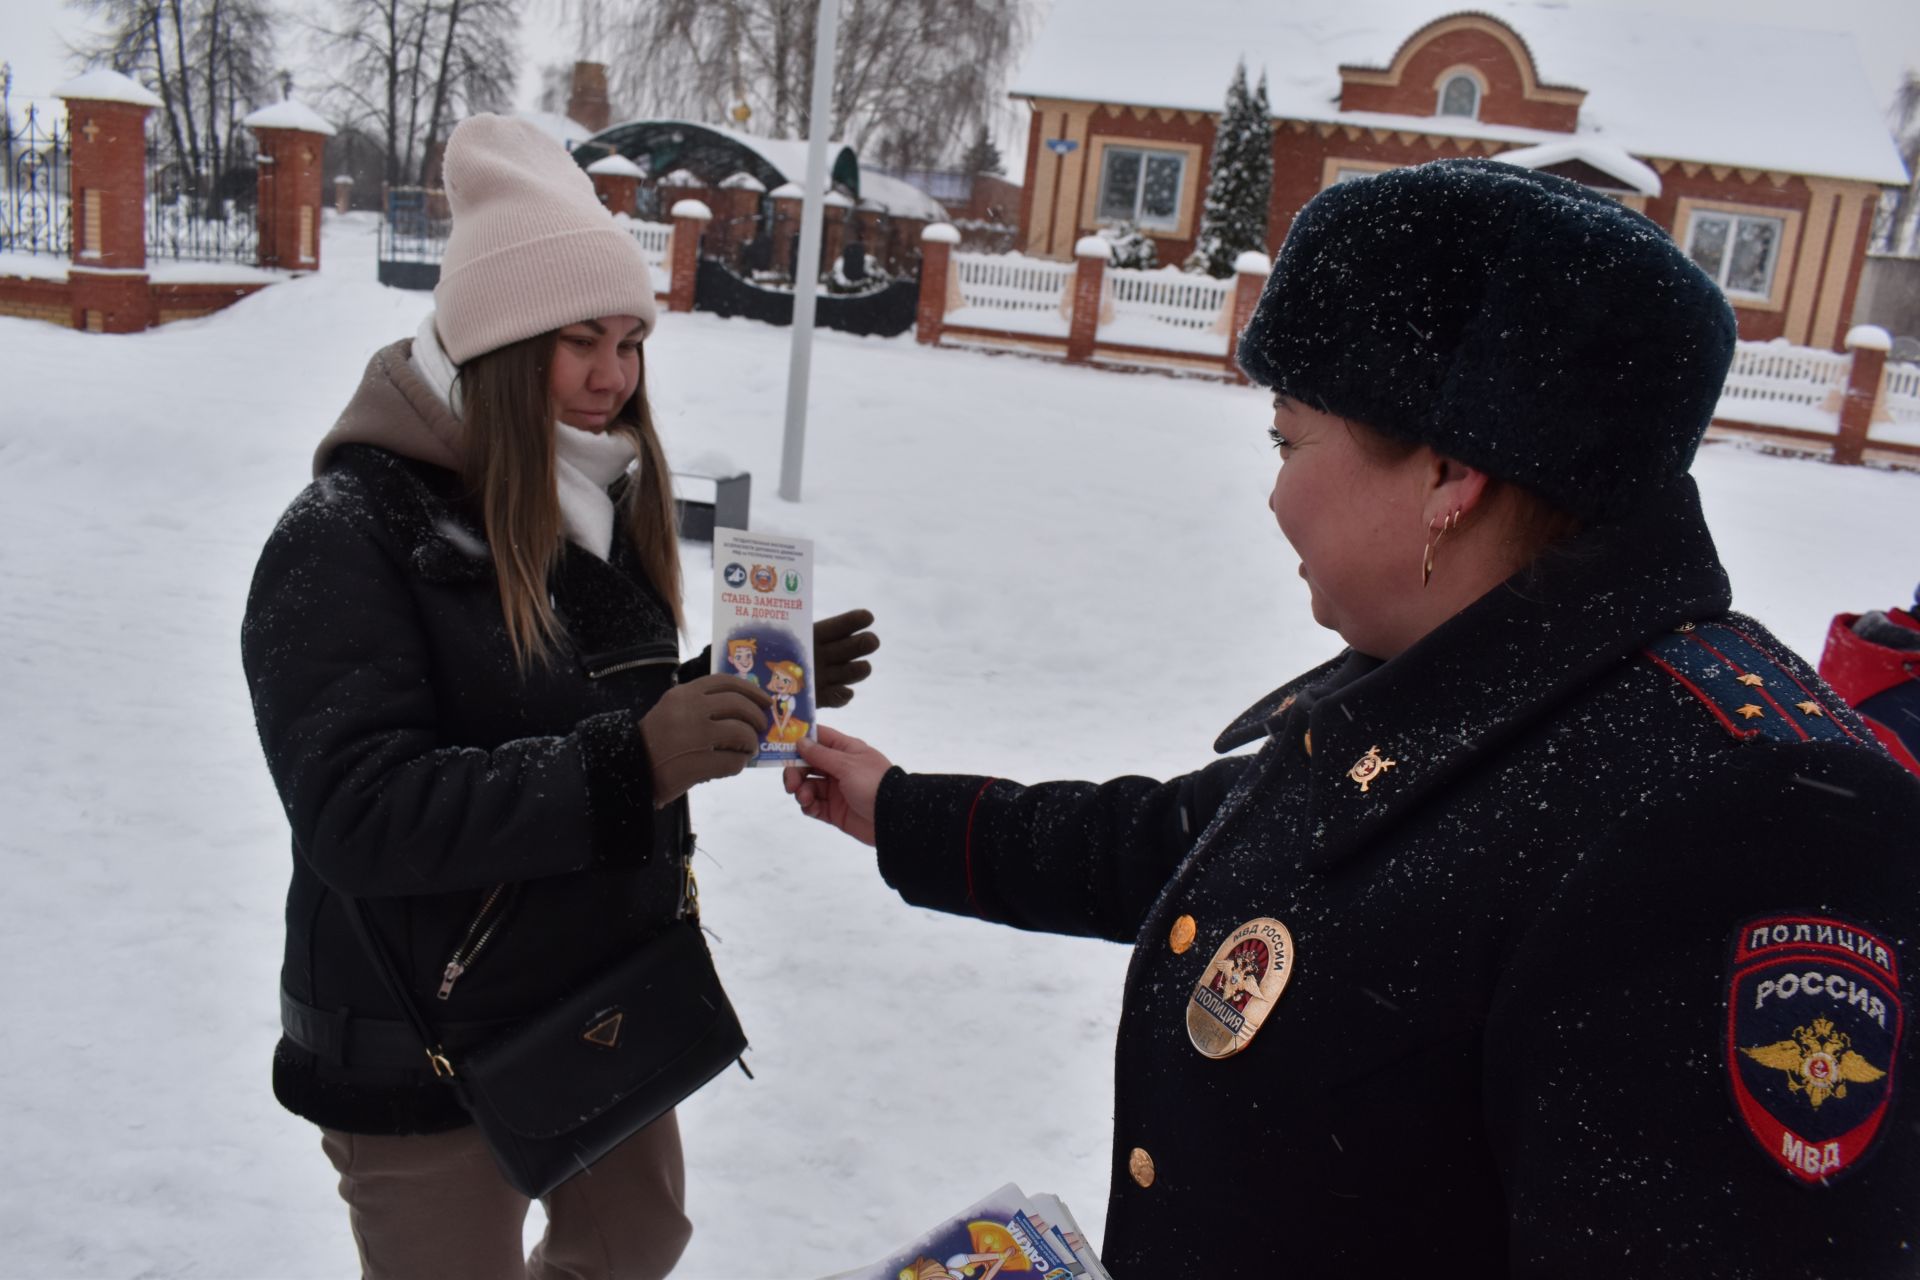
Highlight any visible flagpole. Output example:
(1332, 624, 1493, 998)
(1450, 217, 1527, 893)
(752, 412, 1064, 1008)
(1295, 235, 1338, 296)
(778, 0, 842, 503)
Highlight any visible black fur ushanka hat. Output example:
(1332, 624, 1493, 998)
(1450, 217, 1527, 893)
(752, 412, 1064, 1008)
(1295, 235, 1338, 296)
(1237, 159, 1737, 522)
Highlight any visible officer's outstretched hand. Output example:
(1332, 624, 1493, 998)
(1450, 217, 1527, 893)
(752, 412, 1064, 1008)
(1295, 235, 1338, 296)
(785, 724, 892, 847)
(814, 609, 880, 708)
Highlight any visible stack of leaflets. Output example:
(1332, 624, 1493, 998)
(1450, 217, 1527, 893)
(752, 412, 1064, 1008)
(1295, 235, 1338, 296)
(816, 1184, 1112, 1280)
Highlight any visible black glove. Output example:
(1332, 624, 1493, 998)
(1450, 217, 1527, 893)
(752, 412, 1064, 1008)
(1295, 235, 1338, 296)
(638, 675, 774, 806)
(814, 609, 880, 708)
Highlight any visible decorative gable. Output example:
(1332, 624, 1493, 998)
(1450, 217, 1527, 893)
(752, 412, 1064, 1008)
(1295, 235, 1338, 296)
(1337, 12, 1586, 133)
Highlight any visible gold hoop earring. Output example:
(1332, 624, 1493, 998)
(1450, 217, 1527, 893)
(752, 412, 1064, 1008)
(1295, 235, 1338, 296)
(1422, 510, 1461, 588)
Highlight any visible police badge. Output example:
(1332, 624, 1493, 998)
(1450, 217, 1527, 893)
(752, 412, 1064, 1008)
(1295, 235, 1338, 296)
(1187, 918, 1296, 1060)
(1727, 914, 1903, 1184)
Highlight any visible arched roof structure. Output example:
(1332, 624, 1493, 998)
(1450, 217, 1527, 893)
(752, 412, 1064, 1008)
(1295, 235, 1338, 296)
(572, 120, 862, 200)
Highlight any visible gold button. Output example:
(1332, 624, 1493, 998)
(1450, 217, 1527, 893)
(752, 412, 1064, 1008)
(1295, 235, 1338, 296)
(1169, 915, 1197, 954)
(1302, 729, 1313, 756)
(1128, 1147, 1156, 1188)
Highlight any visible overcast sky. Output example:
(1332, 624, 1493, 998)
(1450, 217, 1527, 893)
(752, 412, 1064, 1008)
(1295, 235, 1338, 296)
(4, 0, 1916, 164)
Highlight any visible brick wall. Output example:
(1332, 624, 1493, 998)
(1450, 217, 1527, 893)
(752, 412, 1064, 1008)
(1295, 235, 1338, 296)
(0, 276, 75, 326)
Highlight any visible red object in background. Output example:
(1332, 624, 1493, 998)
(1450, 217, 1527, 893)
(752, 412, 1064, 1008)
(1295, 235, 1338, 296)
(1819, 606, 1920, 778)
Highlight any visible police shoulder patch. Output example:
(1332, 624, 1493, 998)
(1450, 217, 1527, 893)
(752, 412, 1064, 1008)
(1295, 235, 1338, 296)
(1726, 914, 1903, 1184)
(1643, 622, 1868, 746)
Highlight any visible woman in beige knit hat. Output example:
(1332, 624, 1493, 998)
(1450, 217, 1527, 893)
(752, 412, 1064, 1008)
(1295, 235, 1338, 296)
(241, 115, 878, 1278)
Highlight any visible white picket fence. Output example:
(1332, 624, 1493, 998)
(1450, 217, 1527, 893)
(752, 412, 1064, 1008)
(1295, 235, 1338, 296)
(945, 251, 1232, 353)
(1717, 340, 1851, 413)
(1887, 359, 1920, 426)
(1105, 267, 1233, 331)
(951, 252, 1076, 316)
(620, 217, 673, 294)
(1716, 338, 1920, 440)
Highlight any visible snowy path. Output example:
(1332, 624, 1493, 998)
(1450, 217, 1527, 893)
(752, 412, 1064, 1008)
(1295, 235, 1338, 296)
(2, 215, 1916, 1278)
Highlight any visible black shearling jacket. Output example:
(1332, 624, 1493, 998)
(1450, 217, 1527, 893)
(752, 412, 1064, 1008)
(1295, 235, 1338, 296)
(242, 342, 704, 1134)
(872, 478, 1920, 1277)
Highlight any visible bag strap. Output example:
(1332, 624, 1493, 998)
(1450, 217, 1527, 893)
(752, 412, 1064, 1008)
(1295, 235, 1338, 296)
(341, 897, 459, 1080)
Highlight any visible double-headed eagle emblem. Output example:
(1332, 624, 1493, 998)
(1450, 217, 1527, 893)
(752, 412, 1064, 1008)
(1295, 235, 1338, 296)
(1742, 1016, 1886, 1108)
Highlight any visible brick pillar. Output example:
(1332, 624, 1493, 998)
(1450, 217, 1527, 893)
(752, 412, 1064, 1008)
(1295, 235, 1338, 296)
(334, 175, 354, 214)
(821, 197, 852, 278)
(592, 172, 639, 215)
(917, 223, 959, 345)
(1833, 325, 1891, 467)
(246, 101, 335, 273)
(708, 183, 763, 264)
(770, 188, 803, 276)
(669, 199, 710, 314)
(1228, 250, 1272, 383)
(1067, 235, 1110, 364)
(58, 74, 161, 333)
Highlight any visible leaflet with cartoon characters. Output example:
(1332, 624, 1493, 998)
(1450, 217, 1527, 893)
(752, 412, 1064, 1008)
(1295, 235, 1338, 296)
(711, 528, 815, 767)
(814, 1183, 1111, 1280)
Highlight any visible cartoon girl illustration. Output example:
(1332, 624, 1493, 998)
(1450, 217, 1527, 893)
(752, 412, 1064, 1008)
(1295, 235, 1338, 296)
(725, 636, 760, 685)
(764, 659, 809, 745)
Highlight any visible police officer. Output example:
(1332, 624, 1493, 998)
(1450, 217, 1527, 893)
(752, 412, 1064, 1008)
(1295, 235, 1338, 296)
(785, 160, 1920, 1276)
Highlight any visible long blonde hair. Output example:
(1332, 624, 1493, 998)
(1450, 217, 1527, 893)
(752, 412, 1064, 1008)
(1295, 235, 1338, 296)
(458, 332, 682, 671)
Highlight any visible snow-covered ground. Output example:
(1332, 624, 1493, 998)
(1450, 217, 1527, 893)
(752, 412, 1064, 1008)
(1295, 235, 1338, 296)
(3, 213, 1917, 1279)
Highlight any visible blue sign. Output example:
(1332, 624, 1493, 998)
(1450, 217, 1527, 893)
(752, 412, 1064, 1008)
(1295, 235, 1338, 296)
(1044, 138, 1079, 155)
(723, 562, 748, 588)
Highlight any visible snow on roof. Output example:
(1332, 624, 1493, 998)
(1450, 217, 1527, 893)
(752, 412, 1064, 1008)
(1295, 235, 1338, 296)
(1494, 139, 1661, 196)
(1011, 0, 1908, 186)
(769, 181, 804, 199)
(53, 69, 164, 109)
(587, 154, 646, 178)
(514, 109, 593, 149)
(242, 99, 337, 137)
(854, 170, 947, 221)
(659, 168, 702, 186)
(720, 171, 767, 191)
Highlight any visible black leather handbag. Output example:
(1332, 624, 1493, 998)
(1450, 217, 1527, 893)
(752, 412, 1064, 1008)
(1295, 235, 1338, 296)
(346, 901, 748, 1200)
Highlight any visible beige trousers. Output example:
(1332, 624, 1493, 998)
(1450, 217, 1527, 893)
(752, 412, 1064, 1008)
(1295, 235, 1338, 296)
(320, 1113, 692, 1280)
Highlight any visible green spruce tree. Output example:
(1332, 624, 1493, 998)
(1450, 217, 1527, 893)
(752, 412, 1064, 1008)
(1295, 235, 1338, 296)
(1185, 62, 1275, 277)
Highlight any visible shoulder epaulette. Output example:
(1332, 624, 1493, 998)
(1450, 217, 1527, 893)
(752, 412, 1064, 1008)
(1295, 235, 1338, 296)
(1641, 621, 1869, 747)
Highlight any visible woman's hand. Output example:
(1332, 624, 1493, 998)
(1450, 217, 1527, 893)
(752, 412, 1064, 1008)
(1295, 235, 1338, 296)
(814, 609, 880, 708)
(639, 675, 774, 807)
(784, 724, 893, 846)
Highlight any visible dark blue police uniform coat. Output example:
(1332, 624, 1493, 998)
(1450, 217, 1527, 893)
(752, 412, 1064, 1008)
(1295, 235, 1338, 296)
(871, 478, 1920, 1277)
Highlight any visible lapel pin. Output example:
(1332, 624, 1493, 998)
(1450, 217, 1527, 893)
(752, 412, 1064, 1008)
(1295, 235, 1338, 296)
(1347, 745, 1397, 792)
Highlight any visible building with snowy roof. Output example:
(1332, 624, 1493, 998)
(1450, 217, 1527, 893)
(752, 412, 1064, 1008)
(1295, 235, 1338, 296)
(1013, 1, 1911, 349)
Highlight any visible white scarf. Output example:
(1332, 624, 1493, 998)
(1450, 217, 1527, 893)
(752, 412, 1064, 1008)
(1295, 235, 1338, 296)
(411, 312, 640, 560)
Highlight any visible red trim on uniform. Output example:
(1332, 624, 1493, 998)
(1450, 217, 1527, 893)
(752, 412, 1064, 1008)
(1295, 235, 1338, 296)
(1864, 715, 1920, 776)
(1729, 622, 1868, 746)
(962, 778, 997, 914)
(1643, 648, 1757, 739)
(1689, 632, 1810, 743)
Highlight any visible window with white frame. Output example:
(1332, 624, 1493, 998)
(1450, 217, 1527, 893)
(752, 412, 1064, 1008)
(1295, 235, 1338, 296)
(1685, 209, 1786, 299)
(1097, 146, 1186, 230)
(1438, 74, 1480, 119)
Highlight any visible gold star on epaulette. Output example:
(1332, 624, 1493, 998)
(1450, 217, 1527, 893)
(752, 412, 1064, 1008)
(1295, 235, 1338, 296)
(1796, 700, 1825, 717)
(1737, 673, 1765, 687)
(1736, 704, 1766, 720)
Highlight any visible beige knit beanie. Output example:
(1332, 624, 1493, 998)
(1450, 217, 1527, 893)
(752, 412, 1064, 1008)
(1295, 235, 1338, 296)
(432, 115, 658, 363)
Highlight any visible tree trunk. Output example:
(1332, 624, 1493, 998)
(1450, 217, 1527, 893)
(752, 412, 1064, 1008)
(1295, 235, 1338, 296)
(167, 0, 203, 192)
(147, 2, 193, 197)
(203, 0, 223, 210)
(418, 0, 463, 185)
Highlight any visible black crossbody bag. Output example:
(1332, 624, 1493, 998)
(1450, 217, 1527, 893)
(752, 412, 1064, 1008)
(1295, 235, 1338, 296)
(343, 861, 748, 1200)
